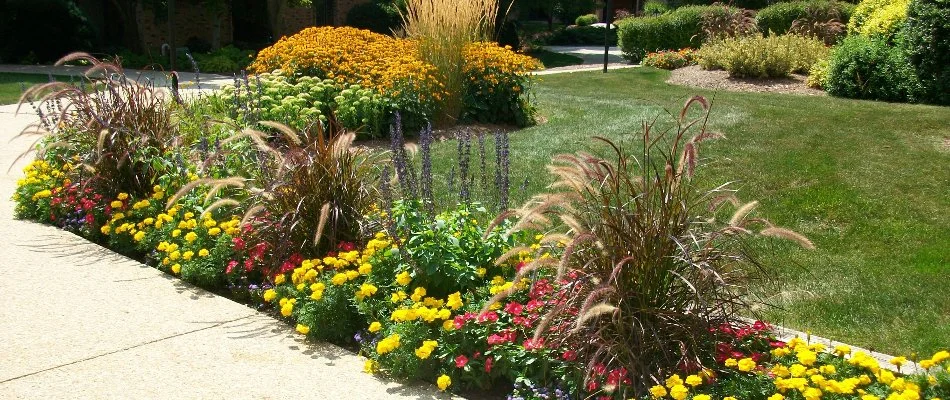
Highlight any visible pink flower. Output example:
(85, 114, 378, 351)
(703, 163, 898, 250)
(504, 302, 524, 315)
(484, 357, 493, 373)
(232, 237, 246, 251)
(226, 260, 238, 274)
(244, 259, 254, 272)
(525, 299, 544, 312)
(562, 350, 577, 361)
(453, 315, 467, 330)
(455, 355, 469, 368)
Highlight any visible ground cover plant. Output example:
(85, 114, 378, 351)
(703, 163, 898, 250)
(10, 54, 950, 399)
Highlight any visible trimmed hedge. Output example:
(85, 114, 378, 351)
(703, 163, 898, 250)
(826, 35, 920, 102)
(756, 1, 856, 35)
(618, 5, 729, 62)
(542, 26, 618, 46)
(903, 0, 949, 104)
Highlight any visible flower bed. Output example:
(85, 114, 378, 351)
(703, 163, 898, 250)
(13, 57, 948, 400)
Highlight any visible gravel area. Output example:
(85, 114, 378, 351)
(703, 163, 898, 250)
(668, 65, 826, 96)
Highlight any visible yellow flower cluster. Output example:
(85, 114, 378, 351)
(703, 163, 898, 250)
(249, 27, 443, 100)
(153, 208, 241, 273)
(18, 160, 67, 191)
(463, 41, 542, 81)
(376, 333, 401, 354)
(387, 288, 462, 325)
(414, 340, 438, 359)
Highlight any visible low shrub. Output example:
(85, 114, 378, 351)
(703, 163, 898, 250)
(575, 14, 599, 26)
(461, 42, 541, 126)
(643, 48, 698, 69)
(902, 0, 949, 105)
(826, 34, 920, 102)
(756, 1, 855, 36)
(806, 56, 831, 88)
(848, 0, 910, 37)
(617, 5, 728, 62)
(698, 34, 830, 78)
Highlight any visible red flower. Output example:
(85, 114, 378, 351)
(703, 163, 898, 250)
(337, 241, 356, 251)
(233, 237, 246, 251)
(453, 315, 467, 330)
(525, 299, 544, 312)
(607, 368, 630, 387)
(244, 259, 254, 272)
(226, 260, 238, 274)
(455, 355, 469, 368)
(477, 311, 499, 324)
(522, 338, 544, 351)
(769, 340, 787, 348)
(586, 380, 598, 392)
(753, 320, 769, 331)
(562, 350, 577, 361)
(504, 302, 524, 315)
(593, 363, 607, 376)
(484, 357, 493, 373)
(84, 214, 95, 225)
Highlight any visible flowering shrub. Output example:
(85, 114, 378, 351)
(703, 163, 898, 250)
(462, 42, 542, 126)
(848, 0, 910, 38)
(643, 49, 698, 70)
(247, 27, 539, 129)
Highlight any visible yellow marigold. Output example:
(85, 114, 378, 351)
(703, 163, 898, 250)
(669, 384, 688, 400)
(650, 385, 668, 398)
(738, 358, 757, 372)
(395, 270, 412, 286)
(171, 263, 181, 274)
(368, 321, 382, 333)
(296, 324, 310, 335)
(184, 231, 198, 243)
(666, 374, 684, 388)
(436, 374, 451, 391)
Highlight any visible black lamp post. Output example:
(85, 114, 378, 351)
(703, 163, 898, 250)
(603, 0, 612, 73)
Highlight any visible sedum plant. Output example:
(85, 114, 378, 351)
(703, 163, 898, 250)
(482, 97, 813, 395)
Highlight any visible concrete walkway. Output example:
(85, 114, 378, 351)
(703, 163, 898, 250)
(537, 46, 638, 75)
(0, 64, 234, 89)
(0, 105, 451, 399)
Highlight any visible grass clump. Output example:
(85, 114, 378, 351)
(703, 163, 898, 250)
(698, 34, 830, 78)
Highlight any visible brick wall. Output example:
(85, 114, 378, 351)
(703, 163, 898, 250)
(276, 0, 371, 38)
(137, 2, 234, 50)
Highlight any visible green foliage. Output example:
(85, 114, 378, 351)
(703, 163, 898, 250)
(643, 0, 671, 16)
(378, 201, 513, 298)
(902, 0, 949, 105)
(345, 0, 404, 34)
(215, 73, 390, 139)
(848, 0, 910, 37)
(617, 5, 727, 62)
(294, 280, 365, 343)
(575, 13, 599, 26)
(806, 56, 831, 88)
(755, 0, 854, 35)
(698, 34, 830, 78)
(0, 0, 97, 63)
(826, 34, 921, 101)
(756, 1, 855, 35)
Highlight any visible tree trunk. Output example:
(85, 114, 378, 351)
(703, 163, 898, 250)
(211, 11, 223, 50)
(110, 0, 142, 52)
(266, 0, 284, 39)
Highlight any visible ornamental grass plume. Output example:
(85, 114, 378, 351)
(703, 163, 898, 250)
(15, 53, 175, 199)
(400, 0, 503, 125)
(483, 96, 814, 395)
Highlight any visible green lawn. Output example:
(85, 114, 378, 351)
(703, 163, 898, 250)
(429, 67, 950, 356)
(0, 73, 50, 105)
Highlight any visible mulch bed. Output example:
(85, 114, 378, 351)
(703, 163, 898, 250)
(667, 65, 826, 96)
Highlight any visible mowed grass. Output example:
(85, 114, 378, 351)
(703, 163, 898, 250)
(427, 67, 950, 356)
(0, 73, 50, 105)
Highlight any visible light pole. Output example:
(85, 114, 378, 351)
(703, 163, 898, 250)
(603, 0, 612, 73)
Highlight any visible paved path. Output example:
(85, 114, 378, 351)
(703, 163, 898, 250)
(538, 46, 638, 75)
(0, 64, 234, 89)
(0, 104, 451, 399)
